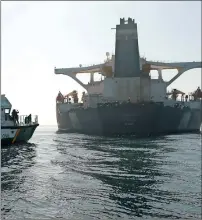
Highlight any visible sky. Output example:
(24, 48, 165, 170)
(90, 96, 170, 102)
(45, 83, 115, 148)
(1, 1, 201, 125)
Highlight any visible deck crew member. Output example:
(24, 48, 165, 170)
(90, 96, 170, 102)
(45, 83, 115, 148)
(12, 109, 17, 125)
(172, 89, 177, 101)
(185, 95, 188, 102)
(16, 110, 19, 125)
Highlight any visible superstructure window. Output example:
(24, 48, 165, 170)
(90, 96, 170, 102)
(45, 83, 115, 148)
(5, 109, 10, 114)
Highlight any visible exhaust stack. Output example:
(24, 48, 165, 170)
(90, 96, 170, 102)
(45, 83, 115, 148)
(114, 18, 141, 78)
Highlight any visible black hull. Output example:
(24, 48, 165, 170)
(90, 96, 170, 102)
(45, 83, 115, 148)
(56, 102, 201, 136)
(1, 124, 39, 146)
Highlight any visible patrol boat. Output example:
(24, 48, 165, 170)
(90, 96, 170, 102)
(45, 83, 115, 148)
(1, 94, 39, 145)
(54, 18, 202, 136)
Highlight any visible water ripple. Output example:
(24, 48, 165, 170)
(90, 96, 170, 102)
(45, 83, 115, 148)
(1, 127, 201, 220)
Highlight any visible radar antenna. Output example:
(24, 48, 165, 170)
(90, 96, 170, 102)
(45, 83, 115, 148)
(106, 52, 110, 61)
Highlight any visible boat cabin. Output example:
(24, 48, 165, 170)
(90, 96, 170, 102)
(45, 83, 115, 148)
(1, 94, 14, 126)
(1, 94, 39, 127)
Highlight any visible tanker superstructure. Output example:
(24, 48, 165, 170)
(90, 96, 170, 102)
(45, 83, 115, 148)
(55, 18, 202, 136)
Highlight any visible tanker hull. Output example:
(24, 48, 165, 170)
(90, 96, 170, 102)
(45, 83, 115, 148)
(56, 102, 201, 136)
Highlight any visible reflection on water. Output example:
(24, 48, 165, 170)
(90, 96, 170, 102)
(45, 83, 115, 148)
(1, 143, 37, 190)
(52, 134, 201, 219)
(1, 143, 37, 217)
(1, 127, 201, 220)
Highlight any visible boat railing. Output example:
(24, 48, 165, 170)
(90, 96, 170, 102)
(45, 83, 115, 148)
(18, 115, 39, 126)
(66, 62, 104, 69)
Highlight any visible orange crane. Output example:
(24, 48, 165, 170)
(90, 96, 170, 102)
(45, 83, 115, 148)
(167, 89, 185, 100)
(64, 90, 79, 103)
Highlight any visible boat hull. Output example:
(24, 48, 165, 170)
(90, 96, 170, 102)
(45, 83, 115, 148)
(56, 102, 201, 136)
(1, 124, 39, 146)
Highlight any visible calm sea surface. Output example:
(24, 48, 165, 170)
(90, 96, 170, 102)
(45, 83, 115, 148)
(1, 126, 201, 220)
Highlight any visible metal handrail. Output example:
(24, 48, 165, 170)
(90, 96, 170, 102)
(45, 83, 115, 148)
(18, 115, 38, 126)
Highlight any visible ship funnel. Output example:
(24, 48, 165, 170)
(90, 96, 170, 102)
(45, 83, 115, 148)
(114, 17, 141, 77)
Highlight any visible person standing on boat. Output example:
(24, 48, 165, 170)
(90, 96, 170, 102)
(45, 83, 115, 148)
(12, 109, 16, 125)
(56, 91, 64, 103)
(27, 114, 32, 124)
(185, 95, 188, 102)
(16, 110, 19, 125)
(12, 109, 19, 125)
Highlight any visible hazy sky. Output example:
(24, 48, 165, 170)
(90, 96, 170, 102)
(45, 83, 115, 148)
(2, 1, 201, 125)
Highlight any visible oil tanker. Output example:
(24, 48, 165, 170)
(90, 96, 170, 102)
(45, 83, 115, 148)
(54, 18, 202, 136)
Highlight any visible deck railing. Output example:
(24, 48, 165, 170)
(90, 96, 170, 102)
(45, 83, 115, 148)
(18, 115, 39, 126)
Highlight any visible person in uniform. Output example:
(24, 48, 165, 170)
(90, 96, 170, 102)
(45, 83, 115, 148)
(12, 109, 17, 125)
(185, 95, 188, 102)
(16, 110, 19, 125)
